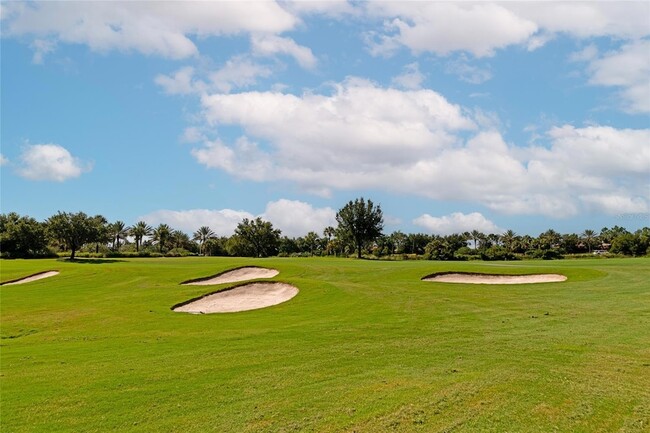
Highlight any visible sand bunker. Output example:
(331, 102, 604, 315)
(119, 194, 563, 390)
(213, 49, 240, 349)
(173, 282, 299, 314)
(182, 266, 279, 286)
(1, 271, 60, 286)
(422, 272, 567, 285)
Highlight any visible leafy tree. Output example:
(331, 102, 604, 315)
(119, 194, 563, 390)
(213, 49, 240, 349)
(303, 231, 320, 256)
(389, 231, 408, 254)
(336, 198, 383, 258)
(279, 236, 300, 256)
(130, 221, 153, 252)
(600, 226, 629, 244)
(562, 233, 582, 254)
(0, 213, 49, 258)
(46, 211, 98, 260)
(193, 226, 215, 255)
(232, 217, 281, 257)
(425, 234, 467, 260)
(152, 224, 172, 253)
(405, 233, 431, 255)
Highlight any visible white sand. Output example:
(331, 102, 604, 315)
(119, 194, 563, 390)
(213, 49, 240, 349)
(174, 282, 299, 313)
(2, 271, 60, 286)
(182, 267, 279, 285)
(423, 273, 567, 284)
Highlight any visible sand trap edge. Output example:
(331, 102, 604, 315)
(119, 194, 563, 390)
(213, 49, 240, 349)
(180, 266, 278, 285)
(421, 271, 567, 284)
(171, 281, 299, 314)
(1, 270, 60, 286)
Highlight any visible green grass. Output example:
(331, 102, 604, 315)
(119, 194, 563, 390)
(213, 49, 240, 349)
(1, 257, 649, 432)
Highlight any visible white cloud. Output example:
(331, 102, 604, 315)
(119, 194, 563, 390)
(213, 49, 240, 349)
(284, 1, 359, 18)
(366, 2, 538, 57)
(414, 212, 502, 235)
(569, 44, 598, 63)
(139, 199, 336, 237)
(180, 127, 206, 144)
(30, 38, 56, 64)
(251, 34, 317, 69)
(140, 208, 254, 236)
(585, 40, 650, 113)
(155, 57, 273, 96)
(445, 56, 492, 84)
(17, 144, 91, 181)
(366, 2, 649, 57)
(191, 137, 273, 182)
(511, 2, 650, 40)
(209, 56, 273, 93)
(580, 194, 648, 215)
(262, 199, 337, 237)
(191, 78, 649, 217)
(2, 1, 298, 59)
(154, 66, 203, 95)
(0, 154, 8, 166)
(391, 62, 425, 90)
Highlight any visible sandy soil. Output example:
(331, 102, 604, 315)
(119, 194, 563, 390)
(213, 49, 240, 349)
(423, 273, 567, 284)
(2, 271, 60, 286)
(182, 267, 279, 285)
(174, 282, 299, 313)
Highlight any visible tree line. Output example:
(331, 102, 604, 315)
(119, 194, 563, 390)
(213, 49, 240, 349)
(1, 198, 649, 260)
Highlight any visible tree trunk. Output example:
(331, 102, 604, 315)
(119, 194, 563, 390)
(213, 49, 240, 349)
(357, 243, 362, 259)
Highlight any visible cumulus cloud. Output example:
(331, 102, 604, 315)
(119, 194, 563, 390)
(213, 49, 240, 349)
(262, 199, 337, 237)
(414, 212, 502, 235)
(209, 56, 274, 93)
(445, 56, 492, 84)
(139, 199, 336, 237)
(251, 34, 317, 69)
(585, 40, 650, 113)
(155, 57, 273, 96)
(189, 78, 649, 217)
(140, 208, 254, 236)
(17, 144, 91, 181)
(391, 62, 425, 90)
(30, 38, 56, 64)
(365, 2, 649, 57)
(365, 2, 538, 57)
(154, 66, 202, 95)
(2, 1, 297, 59)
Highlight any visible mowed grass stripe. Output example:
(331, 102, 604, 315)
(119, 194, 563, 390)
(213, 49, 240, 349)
(1, 257, 648, 432)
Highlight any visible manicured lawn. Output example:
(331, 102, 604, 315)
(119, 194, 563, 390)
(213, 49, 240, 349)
(1, 257, 649, 432)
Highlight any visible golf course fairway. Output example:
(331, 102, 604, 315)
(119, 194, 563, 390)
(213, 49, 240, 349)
(1, 257, 648, 432)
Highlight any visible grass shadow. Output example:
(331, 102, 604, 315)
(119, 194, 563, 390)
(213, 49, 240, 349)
(57, 258, 127, 264)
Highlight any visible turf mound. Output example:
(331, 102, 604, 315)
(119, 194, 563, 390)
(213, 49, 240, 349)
(181, 266, 279, 285)
(173, 282, 299, 314)
(422, 272, 567, 284)
(1, 271, 60, 286)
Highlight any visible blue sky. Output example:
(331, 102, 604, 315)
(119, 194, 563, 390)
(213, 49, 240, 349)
(1, 1, 649, 237)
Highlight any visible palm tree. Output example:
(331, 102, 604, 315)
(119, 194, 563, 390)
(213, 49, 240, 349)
(581, 229, 597, 253)
(171, 230, 190, 250)
(152, 224, 172, 253)
(110, 221, 130, 251)
(130, 221, 153, 252)
(501, 230, 517, 253)
(193, 226, 215, 255)
(470, 229, 483, 250)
